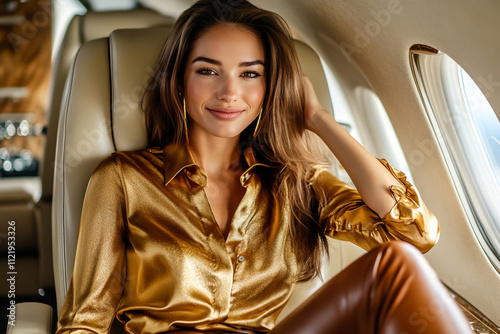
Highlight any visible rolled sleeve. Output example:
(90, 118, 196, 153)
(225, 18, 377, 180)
(313, 160, 440, 254)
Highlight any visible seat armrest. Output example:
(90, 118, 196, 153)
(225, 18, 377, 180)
(6, 302, 53, 334)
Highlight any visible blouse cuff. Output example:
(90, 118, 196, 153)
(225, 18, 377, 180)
(378, 159, 427, 237)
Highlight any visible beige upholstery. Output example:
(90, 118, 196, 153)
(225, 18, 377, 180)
(52, 27, 334, 329)
(0, 178, 40, 296)
(53, 27, 170, 315)
(35, 9, 174, 291)
(44, 9, 174, 200)
(6, 302, 53, 334)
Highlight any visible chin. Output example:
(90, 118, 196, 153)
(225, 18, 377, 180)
(208, 126, 250, 139)
(212, 131, 244, 139)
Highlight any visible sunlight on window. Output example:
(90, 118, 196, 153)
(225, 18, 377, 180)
(460, 69, 500, 185)
(411, 48, 500, 270)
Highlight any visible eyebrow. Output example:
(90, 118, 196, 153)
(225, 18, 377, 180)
(192, 56, 264, 67)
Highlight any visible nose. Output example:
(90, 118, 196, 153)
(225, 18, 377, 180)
(217, 75, 239, 102)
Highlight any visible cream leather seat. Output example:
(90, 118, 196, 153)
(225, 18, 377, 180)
(6, 11, 173, 334)
(9, 26, 335, 333)
(36, 8, 174, 293)
(1, 9, 173, 317)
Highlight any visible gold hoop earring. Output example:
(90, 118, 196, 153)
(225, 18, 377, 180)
(253, 108, 262, 138)
(183, 98, 190, 144)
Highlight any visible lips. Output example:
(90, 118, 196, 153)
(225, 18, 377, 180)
(207, 107, 244, 120)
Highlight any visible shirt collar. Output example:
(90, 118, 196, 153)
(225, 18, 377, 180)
(163, 142, 271, 188)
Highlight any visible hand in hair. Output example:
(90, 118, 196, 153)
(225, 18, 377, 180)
(302, 76, 328, 133)
(301, 75, 404, 218)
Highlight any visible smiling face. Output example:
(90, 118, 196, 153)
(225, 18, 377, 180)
(183, 24, 266, 141)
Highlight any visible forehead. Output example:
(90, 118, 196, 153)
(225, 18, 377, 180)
(188, 24, 265, 62)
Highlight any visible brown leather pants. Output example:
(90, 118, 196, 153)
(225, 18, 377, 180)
(271, 241, 472, 334)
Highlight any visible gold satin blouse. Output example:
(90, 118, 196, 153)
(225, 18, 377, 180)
(57, 142, 439, 334)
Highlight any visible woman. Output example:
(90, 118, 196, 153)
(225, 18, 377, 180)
(57, 0, 472, 333)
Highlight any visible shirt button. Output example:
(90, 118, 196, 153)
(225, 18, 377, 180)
(238, 255, 245, 262)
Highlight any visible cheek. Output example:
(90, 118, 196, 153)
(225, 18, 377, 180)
(185, 76, 212, 102)
(245, 83, 266, 105)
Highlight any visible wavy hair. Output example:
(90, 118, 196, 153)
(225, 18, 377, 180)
(142, 0, 331, 281)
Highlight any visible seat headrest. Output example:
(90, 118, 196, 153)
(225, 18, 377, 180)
(82, 9, 174, 42)
(109, 28, 169, 151)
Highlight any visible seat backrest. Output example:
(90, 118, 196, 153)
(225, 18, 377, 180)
(52, 27, 334, 314)
(36, 9, 173, 291)
(43, 9, 174, 204)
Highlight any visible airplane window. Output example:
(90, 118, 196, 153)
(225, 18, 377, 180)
(460, 69, 500, 181)
(410, 45, 500, 271)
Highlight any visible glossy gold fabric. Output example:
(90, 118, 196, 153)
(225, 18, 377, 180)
(56, 143, 439, 334)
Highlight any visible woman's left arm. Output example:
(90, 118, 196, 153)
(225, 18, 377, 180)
(303, 77, 402, 218)
(303, 77, 439, 252)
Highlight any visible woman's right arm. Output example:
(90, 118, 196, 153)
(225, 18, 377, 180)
(56, 154, 128, 334)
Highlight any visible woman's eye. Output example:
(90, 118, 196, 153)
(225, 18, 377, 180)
(242, 71, 261, 78)
(196, 68, 216, 76)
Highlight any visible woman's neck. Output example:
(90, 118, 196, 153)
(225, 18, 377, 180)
(188, 133, 243, 175)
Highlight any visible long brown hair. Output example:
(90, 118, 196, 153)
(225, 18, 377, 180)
(142, 0, 331, 281)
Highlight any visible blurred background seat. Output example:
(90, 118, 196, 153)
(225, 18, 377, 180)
(38, 7, 174, 292)
(1, 7, 173, 330)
